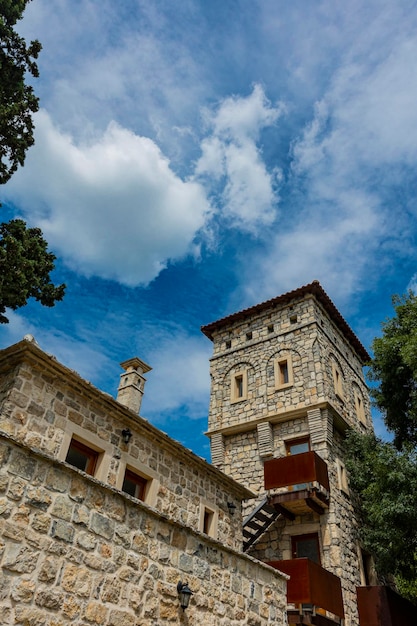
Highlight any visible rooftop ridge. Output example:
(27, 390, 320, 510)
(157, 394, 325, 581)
(201, 280, 370, 364)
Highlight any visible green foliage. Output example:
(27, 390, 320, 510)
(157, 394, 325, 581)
(0, 219, 65, 323)
(0, 3, 66, 320)
(0, 0, 41, 183)
(368, 292, 417, 449)
(345, 430, 417, 592)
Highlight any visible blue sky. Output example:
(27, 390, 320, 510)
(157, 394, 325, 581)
(1, 0, 417, 458)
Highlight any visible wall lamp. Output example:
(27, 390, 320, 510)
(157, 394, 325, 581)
(227, 501, 237, 515)
(121, 428, 132, 444)
(177, 580, 193, 610)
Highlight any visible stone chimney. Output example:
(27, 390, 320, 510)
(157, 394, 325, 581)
(117, 357, 152, 414)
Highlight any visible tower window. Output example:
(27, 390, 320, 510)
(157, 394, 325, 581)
(337, 459, 349, 493)
(235, 375, 243, 397)
(332, 362, 344, 399)
(267, 324, 274, 333)
(203, 509, 214, 534)
(355, 391, 366, 425)
(231, 370, 247, 402)
(225, 340, 231, 349)
(274, 355, 293, 389)
(246, 331, 252, 340)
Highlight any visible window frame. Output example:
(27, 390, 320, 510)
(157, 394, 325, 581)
(337, 458, 349, 494)
(58, 425, 111, 482)
(65, 438, 99, 476)
(291, 532, 321, 564)
(285, 436, 310, 456)
(199, 500, 218, 538)
(332, 361, 344, 400)
(354, 389, 366, 425)
(231, 369, 247, 403)
(122, 468, 148, 501)
(274, 355, 294, 390)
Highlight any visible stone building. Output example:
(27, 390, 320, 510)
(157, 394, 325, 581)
(0, 337, 287, 625)
(0, 281, 413, 626)
(201, 281, 375, 626)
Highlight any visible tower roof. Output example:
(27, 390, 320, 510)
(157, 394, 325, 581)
(201, 280, 370, 364)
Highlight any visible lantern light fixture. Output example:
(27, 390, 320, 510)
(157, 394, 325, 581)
(121, 428, 132, 444)
(177, 580, 193, 610)
(227, 501, 237, 515)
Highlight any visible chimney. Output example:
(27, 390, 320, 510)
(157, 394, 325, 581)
(117, 357, 152, 414)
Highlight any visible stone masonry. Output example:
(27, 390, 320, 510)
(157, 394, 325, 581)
(201, 281, 375, 626)
(0, 339, 288, 626)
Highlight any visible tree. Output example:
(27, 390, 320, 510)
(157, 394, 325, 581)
(0, 219, 65, 323)
(0, 0, 42, 183)
(345, 431, 417, 590)
(0, 0, 42, 184)
(0, 1, 65, 321)
(368, 293, 417, 449)
(345, 292, 417, 603)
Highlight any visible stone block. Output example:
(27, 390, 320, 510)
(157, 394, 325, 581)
(51, 519, 75, 543)
(90, 511, 115, 539)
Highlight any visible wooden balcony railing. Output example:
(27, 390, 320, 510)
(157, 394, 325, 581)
(357, 585, 415, 626)
(264, 451, 330, 492)
(267, 558, 344, 620)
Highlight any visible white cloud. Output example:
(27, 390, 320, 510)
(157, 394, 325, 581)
(140, 332, 211, 421)
(241, 8, 417, 305)
(195, 85, 284, 231)
(4, 110, 211, 286)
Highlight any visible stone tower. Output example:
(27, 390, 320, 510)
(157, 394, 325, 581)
(201, 281, 374, 626)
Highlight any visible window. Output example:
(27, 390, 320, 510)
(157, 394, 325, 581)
(199, 502, 218, 538)
(231, 370, 247, 402)
(337, 459, 349, 493)
(225, 340, 231, 349)
(279, 361, 289, 384)
(285, 437, 310, 456)
(359, 548, 377, 586)
(65, 438, 99, 476)
(332, 361, 344, 399)
(246, 331, 252, 340)
(274, 355, 293, 389)
(285, 438, 310, 490)
(122, 469, 148, 501)
(290, 315, 297, 324)
(235, 375, 243, 396)
(203, 509, 214, 534)
(354, 390, 366, 425)
(267, 324, 274, 333)
(292, 533, 321, 564)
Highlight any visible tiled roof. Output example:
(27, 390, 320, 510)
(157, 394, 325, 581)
(201, 280, 370, 363)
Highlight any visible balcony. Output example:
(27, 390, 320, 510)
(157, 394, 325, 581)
(357, 585, 415, 626)
(264, 451, 330, 516)
(267, 558, 344, 625)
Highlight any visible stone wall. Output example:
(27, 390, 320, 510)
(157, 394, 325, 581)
(245, 425, 364, 626)
(0, 342, 250, 551)
(203, 288, 374, 626)
(206, 296, 371, 437)
(0, 435, 288, 626)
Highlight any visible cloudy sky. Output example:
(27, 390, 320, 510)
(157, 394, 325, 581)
(2, 0, 417, 458)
